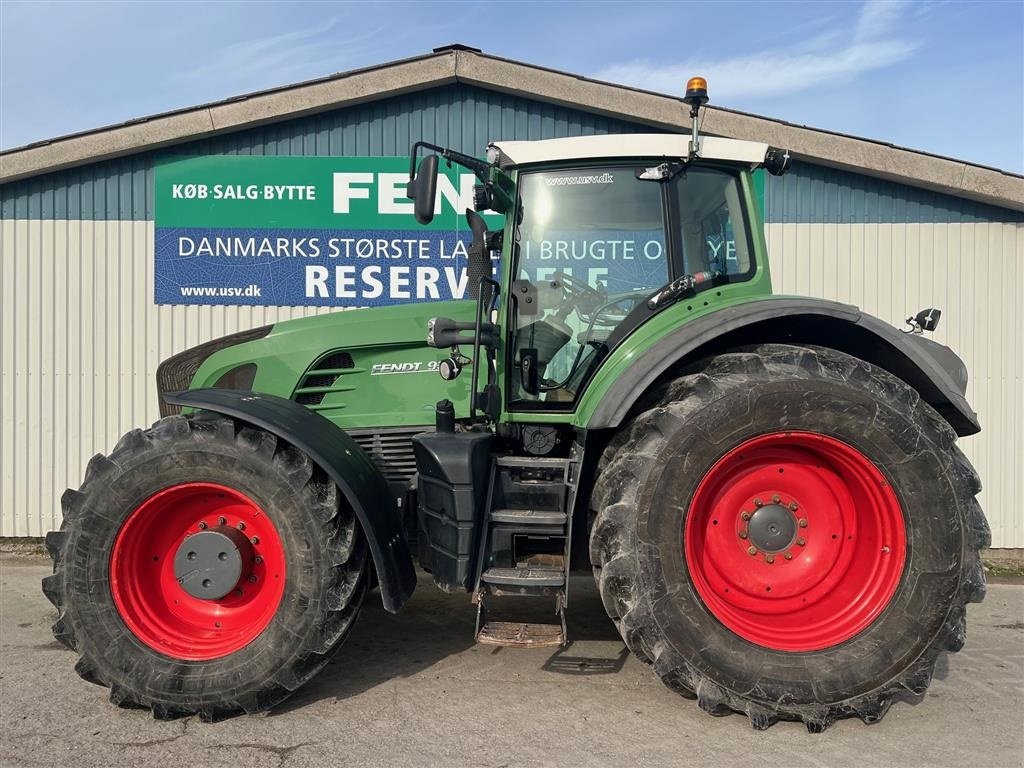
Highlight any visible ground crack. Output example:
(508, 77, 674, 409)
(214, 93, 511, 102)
(111, 734, 185, 748)
(110, 716, 191, 748)
(209, 742, 315, 768)
(993, 621, 1024, 630)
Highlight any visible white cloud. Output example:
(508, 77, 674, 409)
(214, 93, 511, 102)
(855, 0, 906, 40)
(174, 17, 388, 91)
(593, 1, 920, 104)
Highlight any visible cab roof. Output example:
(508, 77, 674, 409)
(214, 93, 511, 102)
(490, 134, 770, 169)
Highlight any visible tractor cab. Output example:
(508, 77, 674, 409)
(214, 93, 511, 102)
(496, 136, 766, 408)
(405, 80, 791, 424)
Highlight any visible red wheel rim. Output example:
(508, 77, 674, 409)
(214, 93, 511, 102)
(684, 432, 906, 652)
(109, 482, 286, 660)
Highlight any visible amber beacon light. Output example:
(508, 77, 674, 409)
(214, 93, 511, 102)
(683, 76, 709, 157)
(683, 77, 709, 107)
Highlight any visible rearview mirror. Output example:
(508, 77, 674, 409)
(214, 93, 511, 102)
(406, 154, 439, 225)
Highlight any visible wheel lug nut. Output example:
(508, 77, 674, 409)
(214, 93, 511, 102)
(784, 551, 793, 560)
(237, 521, 246, 531)
(765, 554, 775, 564)
(254, 555, 263, 565)
(747, 546, 757, 556)
(789, 502, 799, 511)
(198, 521, 207, 530)
(796, 536, 806, 546)
(738, 531, 748, 540)
(217, 516, 226, 525)
(798, 518, 808, 528)
(754, 498, 763, 507)
(741, 511, 751, 521)
(248, 575, 257, 583)
(250, 536, 259, 545)
(772, 495, 781, 504)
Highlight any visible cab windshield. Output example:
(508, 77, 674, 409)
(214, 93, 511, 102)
(508, 163, 753, 409)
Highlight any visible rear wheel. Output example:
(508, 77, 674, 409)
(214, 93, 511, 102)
(590, 344, 988, 731)
(42, 413, 368, 720)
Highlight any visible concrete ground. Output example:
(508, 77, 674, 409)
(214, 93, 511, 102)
(2, 554, 1022, 768)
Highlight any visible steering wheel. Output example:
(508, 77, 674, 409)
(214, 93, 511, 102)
(548, 270, 606, 314)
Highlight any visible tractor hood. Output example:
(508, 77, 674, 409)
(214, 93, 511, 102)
(158, 300, 478, 430)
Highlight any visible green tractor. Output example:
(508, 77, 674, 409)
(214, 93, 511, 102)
(43, 79, 988, 731)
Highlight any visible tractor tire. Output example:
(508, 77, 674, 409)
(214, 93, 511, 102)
(589, 344, 988, 732)
(42, 412, 368, 721)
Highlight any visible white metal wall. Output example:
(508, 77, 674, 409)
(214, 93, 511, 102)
(766, 220, 1024, 549)
(2, 217, 1023, 547)
(0, 219, 336, 537)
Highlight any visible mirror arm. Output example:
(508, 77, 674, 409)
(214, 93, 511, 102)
(408, 141, 490, 182)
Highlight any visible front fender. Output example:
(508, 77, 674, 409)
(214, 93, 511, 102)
(586, 297, 980, 436)
(163, 388, 417, 612)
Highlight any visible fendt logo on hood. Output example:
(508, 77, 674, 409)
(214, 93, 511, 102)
(370, 361, 440, 376)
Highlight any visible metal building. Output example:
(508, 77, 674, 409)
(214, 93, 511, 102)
(2, 46, 1022, 550)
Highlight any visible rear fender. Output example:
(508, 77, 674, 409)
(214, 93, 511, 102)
(586, 297, 980, 436)
(163, 389, 416, 612)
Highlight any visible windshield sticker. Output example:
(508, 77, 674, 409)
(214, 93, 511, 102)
(544, 172, 615, 187)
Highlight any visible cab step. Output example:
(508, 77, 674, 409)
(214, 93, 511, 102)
(471, 448, 580, 647)
(481, 567, 565, 587)
(490, 508, 567, 525)
(476, 621, 565, 648)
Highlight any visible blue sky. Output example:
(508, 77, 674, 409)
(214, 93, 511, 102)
(2, 0, 1022, 172)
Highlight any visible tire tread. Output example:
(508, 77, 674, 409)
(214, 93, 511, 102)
(44, 412, 367, 719)
(589, 343, 987, 731)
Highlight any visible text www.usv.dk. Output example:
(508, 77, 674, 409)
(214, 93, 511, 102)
(179, 285, 263, 298)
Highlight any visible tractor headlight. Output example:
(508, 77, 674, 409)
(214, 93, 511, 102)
(156, 326, 271, 416)
(212, 363, 258, 391)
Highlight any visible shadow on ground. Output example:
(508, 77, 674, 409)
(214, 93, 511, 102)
(274, 571, 624, 713)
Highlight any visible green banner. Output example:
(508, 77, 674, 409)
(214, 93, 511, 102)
(154, 155, 499, 306)
(155, 155, 494, 231)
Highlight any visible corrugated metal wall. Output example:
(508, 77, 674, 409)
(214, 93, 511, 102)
(2, 85, 1022, 547)
(764, 162, 1024, 549)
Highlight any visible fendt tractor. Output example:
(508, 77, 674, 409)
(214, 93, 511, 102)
(43, 78, 988, 732)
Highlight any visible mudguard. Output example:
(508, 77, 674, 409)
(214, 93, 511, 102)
(587, 297, 980, 437)
(163, 389, 416, 612)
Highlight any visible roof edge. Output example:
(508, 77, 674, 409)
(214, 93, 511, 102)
(0, 50, 458, 183)
(1, 47, 1021, 212)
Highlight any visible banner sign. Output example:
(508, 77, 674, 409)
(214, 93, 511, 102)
(154, 156, 500, 306)
(155, 156, 765, 307)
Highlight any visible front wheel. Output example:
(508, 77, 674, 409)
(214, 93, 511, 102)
(589, 344, 989, 731)
(42, 413, 368, 720)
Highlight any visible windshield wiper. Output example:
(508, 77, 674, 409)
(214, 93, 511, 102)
(646, 270, 719, 311)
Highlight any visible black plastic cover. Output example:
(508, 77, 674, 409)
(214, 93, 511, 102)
(414, 430, 494, 487)
(413, 430, 494, 591)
